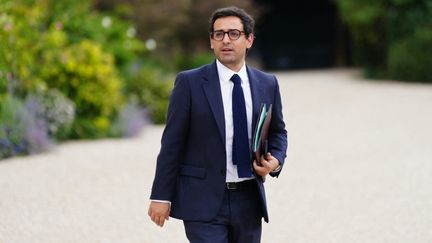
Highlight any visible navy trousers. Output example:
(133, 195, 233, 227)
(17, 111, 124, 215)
(183, 180, 263, 243)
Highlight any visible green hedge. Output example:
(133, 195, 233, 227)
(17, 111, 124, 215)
(335, 0, 432, 82)
(388, 28, 432, 81)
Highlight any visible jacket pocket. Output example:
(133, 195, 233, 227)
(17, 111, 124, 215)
(179, 164, 206, 179)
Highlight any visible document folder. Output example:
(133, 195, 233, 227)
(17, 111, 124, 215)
(252, 103, 272, 166)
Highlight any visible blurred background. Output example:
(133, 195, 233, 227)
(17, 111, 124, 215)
(1, 0, 431, 160)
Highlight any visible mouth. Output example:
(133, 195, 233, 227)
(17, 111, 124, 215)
(221, 47, 234, 53)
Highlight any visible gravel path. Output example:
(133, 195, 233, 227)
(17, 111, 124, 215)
(1, 69, 432, 243)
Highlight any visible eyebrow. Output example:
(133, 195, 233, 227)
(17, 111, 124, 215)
(213, 29, 243, 32)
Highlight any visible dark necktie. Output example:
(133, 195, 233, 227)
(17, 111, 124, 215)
(231, 74, 252, 177)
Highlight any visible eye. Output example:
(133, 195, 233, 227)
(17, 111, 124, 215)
(214, 31, 224, 39)
(228, 30, 240, 39)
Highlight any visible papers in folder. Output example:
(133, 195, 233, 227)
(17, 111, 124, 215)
(252, 103, 272, 166)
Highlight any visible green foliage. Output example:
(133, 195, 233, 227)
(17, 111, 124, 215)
(335, 0, 432, 82)
(388, 29, 432, 82)
(0, 95, 27, 158)
(43, 0, 146, 71)
(25, 89, 75, 140)
(175, 52, 215, 71)
(93, 0, 259, 71)
(39, 40, 124, 138)
(1, 0, 185, 155)
(0, 0, 155, 140)
(0, 1, 47, 95)
(125, 66, 173, 124)
(0, 92, 72, 159)
(71, 117, 111, 139)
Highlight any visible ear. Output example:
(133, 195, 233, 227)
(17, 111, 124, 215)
(210, 38, 214, 49)
(246, 33, 255, 49)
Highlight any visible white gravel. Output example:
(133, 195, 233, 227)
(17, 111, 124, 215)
(1, 69, 432, 243)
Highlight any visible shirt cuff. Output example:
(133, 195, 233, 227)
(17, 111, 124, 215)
(151, 199, 171, 204)
(272, 165, 282, 173)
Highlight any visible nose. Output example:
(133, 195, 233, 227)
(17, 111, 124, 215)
(222, 33, 231, 43)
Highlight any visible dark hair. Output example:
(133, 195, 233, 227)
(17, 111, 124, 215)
(209, 6, 255, 37)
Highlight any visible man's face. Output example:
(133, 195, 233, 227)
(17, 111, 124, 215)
(210, 16, 254, 72)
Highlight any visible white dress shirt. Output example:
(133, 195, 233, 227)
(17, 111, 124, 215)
(216, 60, 255, 182)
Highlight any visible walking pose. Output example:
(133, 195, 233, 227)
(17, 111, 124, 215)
(148, 6, 288, 243)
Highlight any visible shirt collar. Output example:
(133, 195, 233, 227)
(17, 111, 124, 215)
(216, 59, 248, 84)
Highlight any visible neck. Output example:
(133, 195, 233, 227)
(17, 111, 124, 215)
(220, 61, 245, 73)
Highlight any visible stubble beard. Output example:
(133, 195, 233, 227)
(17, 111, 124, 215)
(216, 50, 245, 70)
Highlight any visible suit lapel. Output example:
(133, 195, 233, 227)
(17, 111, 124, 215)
(247, 66, 264, 131)
(202, 62, 226, 145)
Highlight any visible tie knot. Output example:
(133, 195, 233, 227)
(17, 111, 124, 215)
(230, 74, 242, 85)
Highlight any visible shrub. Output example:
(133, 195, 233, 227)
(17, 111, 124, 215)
(22, 112, 52, 155)
(93, 0, 259, 71)
(25, 89, 75, 140)
(39, 40, 124, 138)
(125, 66, 172, 124)
(40, 0, 146, 81)
(0, 93, 65, 159)
(387, 28, 432, 82)
(71, 117, 111, 139)
(335, 0, 432, 82)
(0, 1, 47, 96)
(110, 103, 148, 138)
(0, 95, 27, 159)
(1, 0, 149, 140)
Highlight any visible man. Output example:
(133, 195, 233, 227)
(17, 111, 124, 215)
(148, 6, 288, 243)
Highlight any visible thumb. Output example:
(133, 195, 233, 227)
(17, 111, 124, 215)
(266, 152, 271, 160)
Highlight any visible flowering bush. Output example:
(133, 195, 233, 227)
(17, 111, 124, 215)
(39, 40, 124, 138)
(0, 0, 179, 160)
(110, 103, 148, 138)
(25, 89, 75, 140)
(0, 95, 27, 158)
(0, 1, 47, 96)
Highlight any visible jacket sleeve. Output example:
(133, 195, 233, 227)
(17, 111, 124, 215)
(150, 73, 191, 200)
(268, 75, 288, 177)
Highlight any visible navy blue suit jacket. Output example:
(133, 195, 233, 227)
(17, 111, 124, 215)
(150, 61, 287, 223)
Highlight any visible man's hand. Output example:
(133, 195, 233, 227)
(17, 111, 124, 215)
(253, 152, 280, 177)
(148, 201, 170, 227)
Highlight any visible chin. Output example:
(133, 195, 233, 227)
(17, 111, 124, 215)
(219, 56, 236, 64)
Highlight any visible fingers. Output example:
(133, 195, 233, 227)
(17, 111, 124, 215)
(253, 153, 278, 177)
(252, 160, 261, 171)
(263, 153, 279, 170)
(152, 213, 167, 227)
(148, 202, 170, 227)
(253, 160, 268, 177)
(153, 212, 168, 227)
